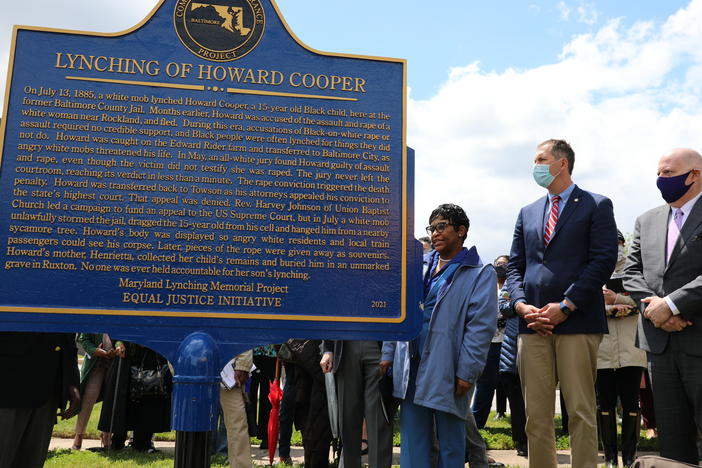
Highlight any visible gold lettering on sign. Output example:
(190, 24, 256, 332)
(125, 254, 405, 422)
(9, 81, 396, 309)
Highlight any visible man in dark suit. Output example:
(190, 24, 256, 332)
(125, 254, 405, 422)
(624, 148, 702, 464)
(0, 332, 80, 468)
(320, 340, 392, 468)
(506, 139, 618, 468)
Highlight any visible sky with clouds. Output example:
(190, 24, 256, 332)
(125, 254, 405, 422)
(1, 0, 700, 261)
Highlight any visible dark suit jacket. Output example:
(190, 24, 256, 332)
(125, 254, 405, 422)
(0, 332, 79, 409)
(506, 185, 618, 334)
(623, 196, 702, 355)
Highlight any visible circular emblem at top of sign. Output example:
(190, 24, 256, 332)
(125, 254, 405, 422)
(174, 0, 265, 62)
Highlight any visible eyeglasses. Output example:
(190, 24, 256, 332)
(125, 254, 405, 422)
(426, 222, 453, 235)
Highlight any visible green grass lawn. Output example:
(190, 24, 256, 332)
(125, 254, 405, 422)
(45, 448, 229, 467)
(478, 412, 659, 451)
(45, 448, 294, 467)
(53, 401, 304, 445)
(54, 401, 174, 440)
(50, 407, 658, 466)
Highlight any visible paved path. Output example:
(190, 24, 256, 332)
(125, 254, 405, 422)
(49, 437, 659, 466)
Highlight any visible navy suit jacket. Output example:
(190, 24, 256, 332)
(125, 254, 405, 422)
(506, 185, 618, 334)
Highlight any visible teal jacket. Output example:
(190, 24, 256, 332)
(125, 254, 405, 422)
(382, 247, 496, 419)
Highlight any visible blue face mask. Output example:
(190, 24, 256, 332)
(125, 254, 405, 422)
(533, 164, 557, 188)
(656, 171, 692, 203)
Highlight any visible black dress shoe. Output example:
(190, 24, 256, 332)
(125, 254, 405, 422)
(516, 442, 528, 457)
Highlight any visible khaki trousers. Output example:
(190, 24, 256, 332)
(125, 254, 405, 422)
(220, 387, 252, 468)
(518, 333, 602, 468)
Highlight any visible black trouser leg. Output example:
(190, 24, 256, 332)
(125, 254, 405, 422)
(559, 390, 569, 435)
(278, 363, 297, 459)
(496, 378, 507, 414)
(471, 342, 501, 429)
(597, 368, 619, 466)
(639, 369, 656, 430)
(598, 411, 618, 465)
(621, 410, 639, 467)
(132, 430, 154, 451)
(252, 355, 277, 444)
(305, 449, 330, 468)
(614, 367, 643, 467)
(499, 371, 527, 448)
(111, 433, 127, 450)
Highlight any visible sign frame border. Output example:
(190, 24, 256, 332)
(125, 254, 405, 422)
(0, 0, 409, 324)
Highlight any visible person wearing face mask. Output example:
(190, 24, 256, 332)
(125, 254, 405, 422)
(505, 139, 618, 468)
(497, 264, 529, 458)
(471, 256, 510, 430)
(623, 148, 702, 465)
(596, 230, 647, 468)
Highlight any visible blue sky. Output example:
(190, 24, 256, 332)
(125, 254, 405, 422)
(2, 1, 690, 101)
(2, 0, 702, 260)
(275, 0, 690, 99)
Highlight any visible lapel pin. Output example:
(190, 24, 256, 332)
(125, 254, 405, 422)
(574, 198, 579, 202)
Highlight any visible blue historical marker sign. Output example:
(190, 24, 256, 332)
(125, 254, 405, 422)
(0, 0, 420, 377)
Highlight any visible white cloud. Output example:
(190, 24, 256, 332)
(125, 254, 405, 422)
(558, 1, 599, 25)
(557, 1, 571, 21)
(409, 0, 702, 261)
(576, 2, 599, 25)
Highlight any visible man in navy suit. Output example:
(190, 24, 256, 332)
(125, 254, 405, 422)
(506, 139, 618, 468)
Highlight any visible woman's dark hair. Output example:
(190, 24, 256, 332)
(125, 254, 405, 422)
(493, 255, 509, 264)
(429, 204, 470, 241)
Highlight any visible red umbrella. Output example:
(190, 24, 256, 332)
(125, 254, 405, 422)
(267, 359, 283, 465)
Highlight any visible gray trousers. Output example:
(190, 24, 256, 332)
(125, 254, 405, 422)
(337, 340, 393, 468)
(649, 334, 702, 465)
(0, 399, 56, 468)
(465, 402, 489, 468)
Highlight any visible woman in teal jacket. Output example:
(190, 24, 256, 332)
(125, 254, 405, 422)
(381, 204, 496, 467)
